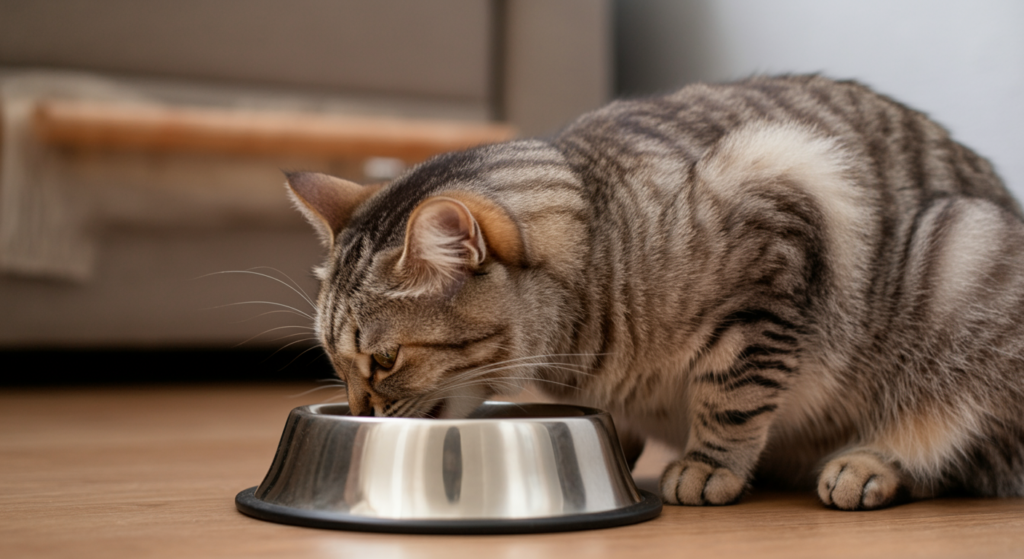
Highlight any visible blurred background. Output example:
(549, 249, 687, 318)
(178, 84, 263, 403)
(0, 0, 1020, 384)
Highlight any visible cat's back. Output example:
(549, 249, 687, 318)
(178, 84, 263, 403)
(553, 74, 1017, 217)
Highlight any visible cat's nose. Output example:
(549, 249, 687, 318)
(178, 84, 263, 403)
(347, 391, 375, 416)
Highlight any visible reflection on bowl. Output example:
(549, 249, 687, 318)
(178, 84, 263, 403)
(236, 402, 662, 534)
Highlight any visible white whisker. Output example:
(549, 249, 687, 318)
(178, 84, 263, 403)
(432, 359, 595, 393)
(288, 384, 348, 398)
(207, 300, 313, 320)
(246, 266, 318, 308)
(196, 269, 316, 310)
(265, 334, 320, 345)
(320, 392, 350, 404)
(228, 309, 313, 324)
(465, 353, 604, 375)
(277, 343, 327, 371)
(233, 325, 318, 349)
(437, 357, 591, 384)
(428, 375, 579, 397)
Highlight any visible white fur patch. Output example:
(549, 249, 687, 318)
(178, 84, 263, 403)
(696, 122, 875, 291)
(930, 201, 1005, 313)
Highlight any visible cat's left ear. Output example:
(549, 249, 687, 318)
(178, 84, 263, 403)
(285, 171, 381, 248)
(397, 193, 524, 296)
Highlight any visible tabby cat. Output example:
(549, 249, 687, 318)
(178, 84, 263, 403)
(285, 75, 1024, 510)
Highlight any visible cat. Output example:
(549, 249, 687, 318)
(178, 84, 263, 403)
(284, 74, 1024, 510)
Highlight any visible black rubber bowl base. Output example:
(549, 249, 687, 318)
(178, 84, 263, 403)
(235, 487, 663, 535)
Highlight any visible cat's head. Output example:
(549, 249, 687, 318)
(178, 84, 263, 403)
(285, 155, 543, 419)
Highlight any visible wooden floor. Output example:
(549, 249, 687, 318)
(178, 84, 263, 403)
(2, 383, 1022, 559)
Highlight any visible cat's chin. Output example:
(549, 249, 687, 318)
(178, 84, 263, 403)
(429, 394, 487, 419)
(425, 400, 446, 419)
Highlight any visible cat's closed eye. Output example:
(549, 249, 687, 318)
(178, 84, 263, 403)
(372, 347, 399, 370)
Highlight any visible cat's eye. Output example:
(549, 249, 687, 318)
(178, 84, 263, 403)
(372, 347, 399, 370)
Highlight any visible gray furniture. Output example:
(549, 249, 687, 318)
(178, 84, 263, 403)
(0, 0, 612, 347)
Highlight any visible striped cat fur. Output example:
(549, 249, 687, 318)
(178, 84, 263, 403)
(286, 75, 1024, 510)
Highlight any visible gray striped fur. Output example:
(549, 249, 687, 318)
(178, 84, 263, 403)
(289, 75, 1024, 510)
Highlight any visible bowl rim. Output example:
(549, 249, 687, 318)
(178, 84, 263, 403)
(297, 401, 611, 424)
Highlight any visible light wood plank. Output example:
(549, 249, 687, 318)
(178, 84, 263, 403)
(1, 384, 1021, 559)
(33, 100, 516, 162)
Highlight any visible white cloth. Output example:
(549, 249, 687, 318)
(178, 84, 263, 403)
(0, 72, 147, 281)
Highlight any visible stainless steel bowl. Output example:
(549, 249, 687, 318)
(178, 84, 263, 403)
(235, 402, 661, 534)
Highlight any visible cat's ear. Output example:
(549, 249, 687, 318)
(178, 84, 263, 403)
(397, 197, 488, 296)
(397, 193, 525, 297)
(285, 171, 380, 247)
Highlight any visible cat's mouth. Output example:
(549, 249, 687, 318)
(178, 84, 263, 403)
(425, 399, 447, 419)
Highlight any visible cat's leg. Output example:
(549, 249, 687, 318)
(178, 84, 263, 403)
(661, 322, 797, 505)
(817, 403, 995, 510)
(817, 448, 908, 510)
(819, 419, 1024, 509)
(660, 450, 750, 506)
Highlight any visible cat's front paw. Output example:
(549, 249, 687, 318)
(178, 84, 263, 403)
(818, 450, 901, 510)
(660, 457, 746, 505)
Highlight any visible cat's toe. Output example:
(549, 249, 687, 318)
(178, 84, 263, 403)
(660, 458, 746, 505)
(817, 451, 901, 510)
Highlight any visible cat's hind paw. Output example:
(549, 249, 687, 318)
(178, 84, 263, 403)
(817, 450, 902, 510)
(660, 456, 746, 505)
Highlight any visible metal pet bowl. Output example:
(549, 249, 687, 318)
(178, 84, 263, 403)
(235, 402, 662, 534)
